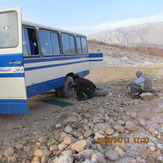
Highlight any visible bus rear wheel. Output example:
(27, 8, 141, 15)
(61, 76, 75, 98)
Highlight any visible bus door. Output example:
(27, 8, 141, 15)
(0, 7, 29, 114)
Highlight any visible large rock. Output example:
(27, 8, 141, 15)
(140, 92, 154, 100)
(38, 137, 46, 143)
(64, 116, 78, 123)
(105, 150, 119, 161)
(96, 144, 105, 154)
(91, 153, 106, 163)
(94, 132, 104, 142)
(125, 121, 138, 131)
(138, 118, 146, 127)
(34, 149, 51, 158)
(79, 149, 95, 159)
(49, 145, 58, 152)
(83, 130, 93, 138)
(59, 132, 67, 141)
(105, 128, 115, 135)
(113, 125, 125, 133)
(70, 140, 90, 152)
(7, 156, 17, 163)
(63, 135, 76, 145)
(64, 125, 73, 133)
(4, 147, 14, 157)
(51, 155, 74, 163)
(114, 145, 126, 157)
(58, 144, 67, 151)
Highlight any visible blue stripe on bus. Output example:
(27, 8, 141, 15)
(0, 99, 29, 114)
(0, 73, 24, 77)
(23, 53, 102, 64)
(27, 70, 89, 98)
(24, 55, 89, 63)
(27, 76, 65, 97)
(25, 59, 102, 71)
(90, 59, 103, 62)
(89, 53, 103, 58)
(25, 60, 90, 71)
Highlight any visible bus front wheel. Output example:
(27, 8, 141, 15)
(56, 88, 63, 97)
(61, 76, 75, 98)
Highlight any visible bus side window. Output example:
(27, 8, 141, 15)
(69, 35, 76, 54)
(61, 33, 70, 55)
(22, 27, 30, 56)
(81, 37, 88, 54)
(27, 28, 39, 55)
(51, 32, 61, 55)
(76, 36, 82, 54)
(23, 27, 39, 56)
(39, 30, 53, 55)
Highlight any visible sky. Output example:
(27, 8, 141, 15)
(0, 0, 163, 35)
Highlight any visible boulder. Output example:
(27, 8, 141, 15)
(70, 140, 90, 152)
(105, 150, 119, 161)
(140, 92, 154, 100)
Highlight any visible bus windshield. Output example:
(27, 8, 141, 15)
(0, 11, 18, 48)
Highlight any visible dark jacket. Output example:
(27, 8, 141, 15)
(77, 78, 96, 89)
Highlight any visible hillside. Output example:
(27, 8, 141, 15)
(88, 22, 163, 49)
(88, 40, 163, 67)
(107, 45, 163, 58)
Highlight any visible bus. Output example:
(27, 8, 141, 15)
(0, 7, 103, 114)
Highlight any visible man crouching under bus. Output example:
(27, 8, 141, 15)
(73, 75, 96, 101)
(126, 70, 153, 99)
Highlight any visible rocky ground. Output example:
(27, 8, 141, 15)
(0, 42, 163, 163)
(88, 40, 163, 67)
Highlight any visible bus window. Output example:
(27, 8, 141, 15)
(81, 37, 88, 54)
(27, 28, 38, 55)
(76, 37, 82, 54)
(39, 30, 53, 55)
(69, 35, 76, 54)
(22, 27, 30, 56)
(51, 32, 61, 55)
(0, 11, 18, 48)
(61, 33, 70, 55)
(23, 27, 39, 56)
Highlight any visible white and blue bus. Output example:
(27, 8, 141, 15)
(0, 7, 103, 114)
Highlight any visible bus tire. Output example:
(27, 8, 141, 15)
(56, 88, 63, 97)
(61, 76, 75, 98)
(94, 88, 109, 96)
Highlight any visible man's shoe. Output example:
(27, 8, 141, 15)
(87, 95, 93, 99)
(133, 95, 139, 99)
(78, 97, 86, 101)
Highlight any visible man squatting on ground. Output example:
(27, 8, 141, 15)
(126, 70, 153, 99)
(73, 75, 96, 101)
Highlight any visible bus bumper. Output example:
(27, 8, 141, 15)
(0, 99, 29, 114)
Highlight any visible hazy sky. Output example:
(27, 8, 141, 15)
(1, 0, 163, 35)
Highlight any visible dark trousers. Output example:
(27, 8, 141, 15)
(130, 85, 143, 96)
(76, 86, 95, 100)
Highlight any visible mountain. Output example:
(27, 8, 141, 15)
(88, 22, 163, 49)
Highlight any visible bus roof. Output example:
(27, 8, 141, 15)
(22, 21, 86, 37)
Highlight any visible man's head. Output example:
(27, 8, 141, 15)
(136, 70, 143, 78)
(73, 75, 80, 82)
